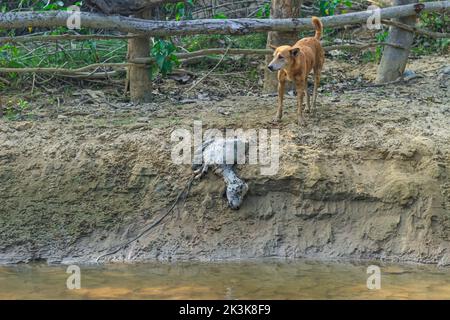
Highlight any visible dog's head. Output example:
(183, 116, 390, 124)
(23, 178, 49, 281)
(267, 45, 300, 72)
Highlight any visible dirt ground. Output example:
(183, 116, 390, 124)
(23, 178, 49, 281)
(0, 54, 449, 265)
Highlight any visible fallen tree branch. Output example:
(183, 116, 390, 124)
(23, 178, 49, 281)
(0, 63, 131, 75)
(0, 41, 403, 77)
(0, 76, 10, 85)
(180, 55, 227, 66)
(0, 67, 126, 79)
(0, 33, 138, 44)
(381, 19, 450, 39)
(137, 42, 403, 64)
(324, 41, 405, 51)
(68, 70, 124, 79)
(0, 1, 448, 36)
(177, 48, 271, 59)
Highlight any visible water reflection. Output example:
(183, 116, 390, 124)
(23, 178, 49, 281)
(0, 260, 449, 299)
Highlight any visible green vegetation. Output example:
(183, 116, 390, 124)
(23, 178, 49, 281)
(1, 98, 30, 120)
(150, 39, 180, 77)
(164, 0, 194, 21)
(319, 0, 353, 16)
(255, 3, 271, 19)
(412, 11, 449, 55)
(0, 0, 447, 98)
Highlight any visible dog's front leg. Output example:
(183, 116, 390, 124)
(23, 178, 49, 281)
(296, 81, 306, 126)
(276, 71, 286, 121)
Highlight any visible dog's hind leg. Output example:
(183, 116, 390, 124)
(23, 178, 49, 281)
(295, 81, 306, 126)
(312, 69, 321, 111)
(304, 86, 311, 113)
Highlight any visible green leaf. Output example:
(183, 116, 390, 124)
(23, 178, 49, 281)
(155, 55, 166, 69)
(213, 13, 227, 19)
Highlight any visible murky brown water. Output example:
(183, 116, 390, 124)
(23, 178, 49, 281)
(0, 260, 449, 299)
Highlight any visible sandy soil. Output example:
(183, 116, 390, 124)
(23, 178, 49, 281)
(0, 54, 449, 265)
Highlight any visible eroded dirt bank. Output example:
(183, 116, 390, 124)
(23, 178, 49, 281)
(0, 55, 449, 265)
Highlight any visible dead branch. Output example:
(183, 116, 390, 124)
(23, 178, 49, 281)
(0, 1, 448, 36)
(0, 41, 404, 79)
(0, 34, 138, 44)
(381, 19, 450, 39)
(324, 42, 405, 51)
(0, 63, 131, 73)
(0, 76, 11, 85)
(185, 47, 231, 93)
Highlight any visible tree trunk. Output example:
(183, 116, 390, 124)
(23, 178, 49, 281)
(0, 2, 447, 36)
(376, 0, 417, 83)
(127, 10, 152, 102)
(263, 0, 302, 93)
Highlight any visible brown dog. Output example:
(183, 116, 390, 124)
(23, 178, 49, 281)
(268, 17, 325, 125)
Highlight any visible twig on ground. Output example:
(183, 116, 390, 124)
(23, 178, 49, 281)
(0, 76, 10, 85)
(185, 46, 231, 93)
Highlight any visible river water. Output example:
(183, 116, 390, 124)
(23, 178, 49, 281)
(0, 260, 449, 299)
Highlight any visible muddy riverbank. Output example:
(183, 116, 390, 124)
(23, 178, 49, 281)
(0, 55, 449, 265)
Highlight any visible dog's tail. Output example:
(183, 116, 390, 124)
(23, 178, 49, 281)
(312, 16, 323, 40)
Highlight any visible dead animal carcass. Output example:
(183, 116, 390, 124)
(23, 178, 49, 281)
(192, 137, 249, 210)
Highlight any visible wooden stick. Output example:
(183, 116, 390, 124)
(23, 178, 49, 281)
(0, 34, 138, 44)
(381, 19, 450, 39)
(324, 42, 405, 51)
(134, 42, 404, 64)
(0, 76, 11, 85)
(185, 46, 230, 93)
(0, 41, 403, 77)
(0, 63, 131, 74)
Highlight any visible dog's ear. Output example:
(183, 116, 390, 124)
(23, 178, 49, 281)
(269, 44, 277, 50)
(290, 48, 300, 57)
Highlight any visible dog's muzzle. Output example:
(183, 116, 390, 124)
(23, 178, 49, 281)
(267, 65, 274, 72)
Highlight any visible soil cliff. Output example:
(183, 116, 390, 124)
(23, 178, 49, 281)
(0, 55, 449, 265)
